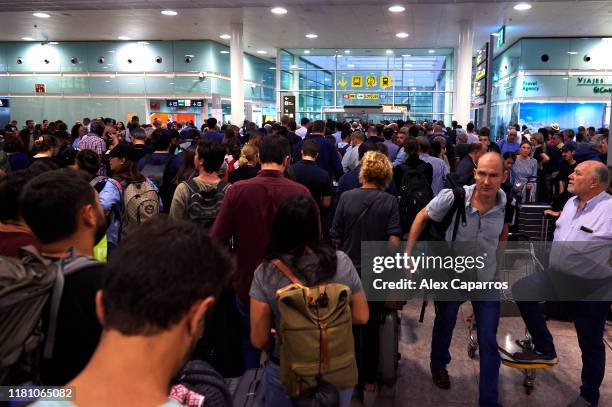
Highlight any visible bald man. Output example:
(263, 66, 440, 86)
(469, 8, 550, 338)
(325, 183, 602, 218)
(512, 160, 612, 407)
(407, 152, 509, 407)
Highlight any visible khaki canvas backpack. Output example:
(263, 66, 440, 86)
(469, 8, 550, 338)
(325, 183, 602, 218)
(272, 259, 357, 397)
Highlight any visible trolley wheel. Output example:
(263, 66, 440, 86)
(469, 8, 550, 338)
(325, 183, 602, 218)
(467, 344, 478, 359)
(523, 369, 536, 395)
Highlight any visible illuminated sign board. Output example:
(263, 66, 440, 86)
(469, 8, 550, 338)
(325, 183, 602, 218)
(166, 99, 204, 108)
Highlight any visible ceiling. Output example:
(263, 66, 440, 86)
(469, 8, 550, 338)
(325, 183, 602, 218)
(0, 1, 611, 59)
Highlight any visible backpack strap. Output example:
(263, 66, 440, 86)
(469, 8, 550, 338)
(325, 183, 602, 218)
(450, 187, 467, 243)
(271, 259, 303, 286)
(43, 251, 100, 359)
(184, 178, 201, 195)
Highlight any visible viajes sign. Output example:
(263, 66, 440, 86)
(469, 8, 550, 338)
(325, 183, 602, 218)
(575, 77, 612, 94)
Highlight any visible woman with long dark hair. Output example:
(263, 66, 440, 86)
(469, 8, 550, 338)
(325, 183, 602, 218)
(250, 195, 368, 407)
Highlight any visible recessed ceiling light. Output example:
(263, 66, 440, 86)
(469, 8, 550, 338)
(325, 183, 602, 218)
(138, 41, 149, 45)
(220, 50, 229, 54)
(386, 50, 394, 54)
(219, 34, 231, 40)
(257, 50, 267, 54)
(347, 64, 355, 68)
(305, 33, 318, 39)
(118, 36, 131, 40)
(33, 12, 50, 18)
(344, 50, 351, 54)
(271, 7, 288, 15)
(405, 64, 412, 67)
(304, 50, 310, 54)
(428, 49, 435, 53)
(396, 32, 409, 38)
(513, 3, 532, 11)
(22, 37, 35, 41)
(269, 67, 276, 69)
(388, 5, 405, 13)
(161, 10, 178, 16)
(402, 54, 411, 57)
(567, 51, 578, 55)
(49, 41, 59, 45)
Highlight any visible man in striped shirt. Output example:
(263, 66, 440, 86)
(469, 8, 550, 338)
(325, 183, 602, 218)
(77, 120, 107, 175)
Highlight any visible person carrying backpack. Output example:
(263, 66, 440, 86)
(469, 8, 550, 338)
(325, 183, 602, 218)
(405, 152, 509, 407)
(393, 138, 433, 236)
(138, 128, 181, 213)
(250, 195, 369, 407)
(169, 139, 229, 230)
(96, 144, 161, 257)
(0, 169, 106, 386)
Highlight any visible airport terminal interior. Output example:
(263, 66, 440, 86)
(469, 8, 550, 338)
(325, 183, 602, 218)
(0, 1, 611, 407)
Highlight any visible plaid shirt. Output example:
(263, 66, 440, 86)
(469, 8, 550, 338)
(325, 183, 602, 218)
(77, 134, 106, 175)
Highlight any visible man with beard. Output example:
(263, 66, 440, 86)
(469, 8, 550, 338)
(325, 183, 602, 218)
(30, 218, 232, 406)
(19, 169, 108, 385)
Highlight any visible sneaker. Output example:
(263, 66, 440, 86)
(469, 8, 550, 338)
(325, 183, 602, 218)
(567, 396, 597, 407)
(431, 368, 451, 389)
(511, 349, 558, 364)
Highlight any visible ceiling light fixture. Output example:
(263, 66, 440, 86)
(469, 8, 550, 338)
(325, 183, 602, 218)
(513, 3, 532, 11)
(118, 36, 131, 40)
(161, 10, 178, 16)
(386, 50, 394, 54)
(388, 5, 405, 13)
(269, 67, 276, 69)
(402, 54, 411, 57)
(138, 41, 149, 45)
(304, 50, 310, 54)
(271, 7, 288, 15)
(428, 49, 435, 53)
(219, 34, 231, 40)
(567, 51, 578, 55)
(22, 37, 35, 41)
(305, 33, 318, 39)
(33, 12, 50, 18)
(344, 50, 351, 54)
(396, 32, 409, 38)
(220, 50, 229, 54)
(49, 41, 59, 45)
(257, 50, 267, 54)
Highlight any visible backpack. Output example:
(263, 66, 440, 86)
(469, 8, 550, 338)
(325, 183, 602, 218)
(399, 163, 434, 233)
(140, 154, 173, 188)
(272, 259, 357, 398)
(424, 174, 467, 242)
(170, 360, 232, 407)
(121, 181, 160, 238)
(184, 179, 230, 231)
(0, 247, 99, 385)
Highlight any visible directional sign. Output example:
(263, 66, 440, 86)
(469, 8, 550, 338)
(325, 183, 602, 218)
(351, 76, 363, 88)
(366, 76, 377, 87)
(380, 76, 392, 89)
(282, 95, 296, 118)
(338, 73, 348, 87)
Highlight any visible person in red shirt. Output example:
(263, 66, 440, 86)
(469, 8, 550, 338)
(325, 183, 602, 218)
(0, 170, 41, 257)
(210, 135, 313, 372)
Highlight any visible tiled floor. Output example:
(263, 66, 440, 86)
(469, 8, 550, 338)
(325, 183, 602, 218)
(353, 300, 612, 406)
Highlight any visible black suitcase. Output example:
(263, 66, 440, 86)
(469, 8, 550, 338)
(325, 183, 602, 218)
(231, 368, 265, 407)
(518, 203, 554, 241)
(378, 309, 401, 385)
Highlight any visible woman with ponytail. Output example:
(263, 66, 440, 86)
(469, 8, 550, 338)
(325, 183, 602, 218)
(229, 144, 261, 183)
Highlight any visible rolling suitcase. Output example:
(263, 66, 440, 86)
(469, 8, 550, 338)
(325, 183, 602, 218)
(231, 368, 264, 407)
(517, 203, 554, 241)
(378, 309, 401, 385)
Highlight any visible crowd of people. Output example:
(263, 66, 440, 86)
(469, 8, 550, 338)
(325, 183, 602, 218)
(0, 113, 610, 407)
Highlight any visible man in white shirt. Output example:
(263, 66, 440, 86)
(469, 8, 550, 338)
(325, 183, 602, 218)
(341, 131, 365, 173)
(466, 122, 479, 144)
(295, 117, 309, 139)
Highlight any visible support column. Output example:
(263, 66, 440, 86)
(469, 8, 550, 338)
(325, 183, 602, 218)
(230, 23, 245, 125)
(292, 53, 301, 119)
(453, 20, 474, 126)
(275, 48, 281, 120)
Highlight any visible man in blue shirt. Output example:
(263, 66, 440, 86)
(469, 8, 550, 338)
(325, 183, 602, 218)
(511, 160, 612, 407)
(293, 120, 343, 180)
(498, 129, 521, 155)
(202, 117, 224, 142)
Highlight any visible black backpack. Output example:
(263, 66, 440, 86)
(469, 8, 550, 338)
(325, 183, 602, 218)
(171, 360, 232, 407)
(141, 154, 173, 188)
(184, 180, 230, 231)
(423, 174, 467, 242)
(399, 163, 434, 233)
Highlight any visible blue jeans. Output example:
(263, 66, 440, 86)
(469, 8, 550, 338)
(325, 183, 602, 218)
(264, 362, 353, 407)
(431, 301, 501, 407)
(235, 296, 262, 372)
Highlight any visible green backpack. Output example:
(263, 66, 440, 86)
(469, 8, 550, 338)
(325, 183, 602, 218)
(272, 259, 357, 398)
